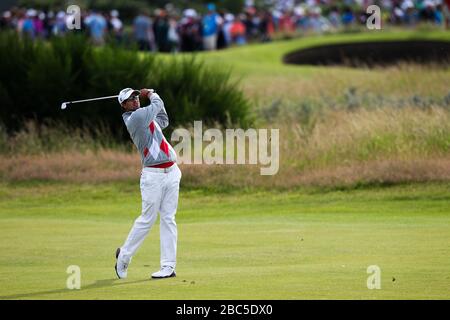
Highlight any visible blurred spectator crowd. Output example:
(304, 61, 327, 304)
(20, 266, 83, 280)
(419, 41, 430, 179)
(1, 0, 449, 52)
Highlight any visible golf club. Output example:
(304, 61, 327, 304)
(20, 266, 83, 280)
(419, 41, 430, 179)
(61, 89, 154, 110)
(60, 95, 119, 110)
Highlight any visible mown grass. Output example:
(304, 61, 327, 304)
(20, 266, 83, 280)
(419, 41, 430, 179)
(0, 182, 449, 299)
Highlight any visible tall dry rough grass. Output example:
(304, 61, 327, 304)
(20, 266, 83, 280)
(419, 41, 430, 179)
(284, 105, 450, 169)
(0, 150, 140, 183)
(246, 62, 450, 105)
(0, 105, 449, 189)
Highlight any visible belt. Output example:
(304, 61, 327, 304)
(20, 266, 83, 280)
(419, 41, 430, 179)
(144, 161, 176, 173)
(147, 161, 175, 169)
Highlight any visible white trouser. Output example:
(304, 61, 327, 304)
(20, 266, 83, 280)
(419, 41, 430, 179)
(119, 164, 181, 269)
(203, 34, 217, 51)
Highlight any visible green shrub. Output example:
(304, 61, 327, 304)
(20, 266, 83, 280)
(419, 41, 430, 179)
(0, 32, 252, 140)
(150, 57, 252, 127)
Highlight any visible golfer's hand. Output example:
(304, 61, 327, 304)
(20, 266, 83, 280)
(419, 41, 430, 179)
(140, 88, 154, 99)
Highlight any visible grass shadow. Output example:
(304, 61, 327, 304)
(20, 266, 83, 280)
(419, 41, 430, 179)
(0, 277, 151, 300)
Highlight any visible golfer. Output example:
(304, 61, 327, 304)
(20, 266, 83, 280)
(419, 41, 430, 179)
(115, 87, 181, 279)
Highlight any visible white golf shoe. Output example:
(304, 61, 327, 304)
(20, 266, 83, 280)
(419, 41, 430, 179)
(114, 248, 129, 279)
(151, 266, 176, 279)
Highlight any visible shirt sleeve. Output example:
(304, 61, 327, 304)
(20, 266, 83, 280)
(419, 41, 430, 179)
(153, 94, 169, 129)
(134, 92, 169, 129)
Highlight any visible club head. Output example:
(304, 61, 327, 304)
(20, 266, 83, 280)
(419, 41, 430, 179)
(61, 102, 67, 110)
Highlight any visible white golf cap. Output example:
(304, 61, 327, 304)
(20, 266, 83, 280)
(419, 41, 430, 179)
(118, 88, 140, 104)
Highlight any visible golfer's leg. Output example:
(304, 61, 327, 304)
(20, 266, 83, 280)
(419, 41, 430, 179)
(159, 166, 182, 268)
(120, 171, 163, 262)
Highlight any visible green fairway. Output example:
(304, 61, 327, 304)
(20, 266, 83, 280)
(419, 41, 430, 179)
(194, 29, 450, 73)
(160, 30, 450, 104)
(0, 182, 449, 299)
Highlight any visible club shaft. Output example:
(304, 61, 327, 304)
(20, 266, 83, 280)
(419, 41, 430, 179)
(65, 95, 119, 105)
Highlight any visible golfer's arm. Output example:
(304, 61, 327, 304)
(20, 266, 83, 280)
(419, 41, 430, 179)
(141, 93, 169, 129)
(155, 105, 169, 129)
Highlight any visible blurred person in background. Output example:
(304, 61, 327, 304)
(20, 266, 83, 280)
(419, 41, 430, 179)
(434, 4, 444, 26)
(243, 7, 258, 41)
(180, 8, 202, 52)
(308, 6, 331, 34)
(259, 10, 274, 42)
(357, 3, 370, 26)
(223, 13, 234, 46)
(293, 5, 307, 32)
(153, 9, 170, 52)
(403, 0, 418, 26)
(35, 11, 46, 39)
(22, 9, 36, 39)
(167, 15, 180, 53)
(392, 3, 405, 24)
(84, 10, 107, 46)
(230, 14, 246, 45)
(216, 10, 227, 50)
(45, 10, 55, 38)
(15, 9, 25, 35)
(133, 9, 155, 51)
(271, 8, 282, 31)
(328, 6, 342, 29)
(202, 3, 219, 51)
(342, 6, 356, 27)
(278, 9, 295, 36)
(1, 10, 12, 30)
(445, 0, 450, 28)
(109, 10, 123, 43)
(53, 11, 67, 36)
(419, 0, 437, 23)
